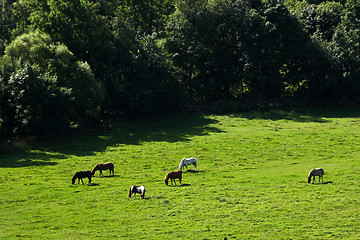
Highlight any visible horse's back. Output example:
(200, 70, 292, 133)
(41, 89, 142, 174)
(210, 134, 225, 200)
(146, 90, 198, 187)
(74, 170, 91, 178)
(95, 162, 114, 170)
(168, 170, 182, 178)
(185, 157, 197, 162)
(309, 168, 324, 176)
(173, 170, 182, 177)
(103, 162, 114, 169)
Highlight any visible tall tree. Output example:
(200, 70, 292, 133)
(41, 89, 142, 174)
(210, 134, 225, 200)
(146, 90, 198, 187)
(23, 0, 114, 79)
(0, 31, 105, 137)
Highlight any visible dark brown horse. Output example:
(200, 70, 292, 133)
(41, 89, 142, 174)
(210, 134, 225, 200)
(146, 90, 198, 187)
(128, 185, 145, 199)
(164, 170, 182, 186)
(308, 168, 325, 183)
(72, 171, 92, 184)
(91, 162, 114, 177)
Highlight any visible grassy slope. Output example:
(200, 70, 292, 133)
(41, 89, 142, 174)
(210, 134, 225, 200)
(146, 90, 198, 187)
(0, 110, 359, 239)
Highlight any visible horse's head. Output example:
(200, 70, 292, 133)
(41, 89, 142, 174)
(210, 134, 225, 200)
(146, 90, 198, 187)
(71, 177, 76, 184)
(307, 176, 311, 183)
(164, 178, 168, 185)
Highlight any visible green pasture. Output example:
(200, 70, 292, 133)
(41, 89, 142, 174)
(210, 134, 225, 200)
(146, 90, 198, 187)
(1, 110, 360, 239)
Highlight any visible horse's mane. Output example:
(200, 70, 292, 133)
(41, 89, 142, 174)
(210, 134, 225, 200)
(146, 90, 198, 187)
(91, 164, 100, 174)
(307, 169, 312, 178)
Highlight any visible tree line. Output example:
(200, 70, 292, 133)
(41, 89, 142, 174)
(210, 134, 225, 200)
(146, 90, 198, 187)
(0, 0, 359, 139)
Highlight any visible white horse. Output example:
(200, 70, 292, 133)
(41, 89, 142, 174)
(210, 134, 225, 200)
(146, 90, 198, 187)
(307, 168, 325, 183)
(179, 157, 197, 172)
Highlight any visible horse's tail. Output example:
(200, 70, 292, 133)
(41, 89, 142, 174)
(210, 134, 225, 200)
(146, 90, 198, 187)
(142, 189, 145, 199)
(107, 162, 114, 175)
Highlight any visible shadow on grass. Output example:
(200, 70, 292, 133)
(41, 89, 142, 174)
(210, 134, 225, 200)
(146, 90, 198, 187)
(179, 184, 191, 187)
(129, 197, 151, 200)
(44, 115, 222, 156)
(1, 115, 223, 167)
(97, 175, 118, 178)
(307, 181, 333, 185)
(0, 151, 62, 168)
(230, 107, 360, 123)
(88, 183, 100, 186)
(317, 181, 333, 185)
(166, 183, 191, 187)
(184, 170, 203, 174)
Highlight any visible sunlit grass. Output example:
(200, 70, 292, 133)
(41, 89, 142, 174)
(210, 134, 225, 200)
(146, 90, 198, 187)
(0, 111, 359, 239)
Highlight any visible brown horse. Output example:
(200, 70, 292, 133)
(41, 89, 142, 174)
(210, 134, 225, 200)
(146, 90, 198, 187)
(91, 162, 114, 177)
(72, 171, 92, 184)
(308, 168, 325, 183)
(128, 185, 145, 199)
(164, 170, 182, 186)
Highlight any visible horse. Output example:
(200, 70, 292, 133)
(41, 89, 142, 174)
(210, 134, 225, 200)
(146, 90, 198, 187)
(179, 157, 197, 172)
(72, 170, 92, 184)
(308, 168, 325, 183)
(128, 185, 145, 199)
(91, 162, 114, 177)
(164, 170, 182, 186)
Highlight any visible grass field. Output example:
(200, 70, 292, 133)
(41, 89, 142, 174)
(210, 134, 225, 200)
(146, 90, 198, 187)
(1, 109, 360, 239)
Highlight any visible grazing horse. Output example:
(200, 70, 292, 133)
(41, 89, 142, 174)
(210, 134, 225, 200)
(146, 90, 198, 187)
(91, 162, 114, 177)
(179, 157, 197, 172)
(128, 185, 145, 199)
(308, 168, 325, 183)
(72, 171, 92, 184)
(164, 170, 182, 186)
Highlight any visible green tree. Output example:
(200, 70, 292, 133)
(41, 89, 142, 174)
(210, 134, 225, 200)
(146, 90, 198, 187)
(23, 0, 114, 79)
(108, 17, 185, 117)
(328, 0, 360, 101)
(0, 31, 105, 137)
(116, 0, 175, 34)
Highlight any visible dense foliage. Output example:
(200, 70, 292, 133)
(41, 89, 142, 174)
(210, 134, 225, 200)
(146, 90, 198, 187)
(1, 0, 360, 138)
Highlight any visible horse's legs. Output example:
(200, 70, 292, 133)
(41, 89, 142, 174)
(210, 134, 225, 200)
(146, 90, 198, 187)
(179, 177, 181, 184)
(80, 178, 84, 185)
(99, 170, 103, 177)
(88, 177, 91, 184)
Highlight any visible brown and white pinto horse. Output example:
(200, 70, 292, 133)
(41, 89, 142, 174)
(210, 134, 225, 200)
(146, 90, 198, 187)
(91, 162, 114, 177)
(308, 168, 325, 183)
(128, 185, 145, 199)
(164, 170, 182, 186)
